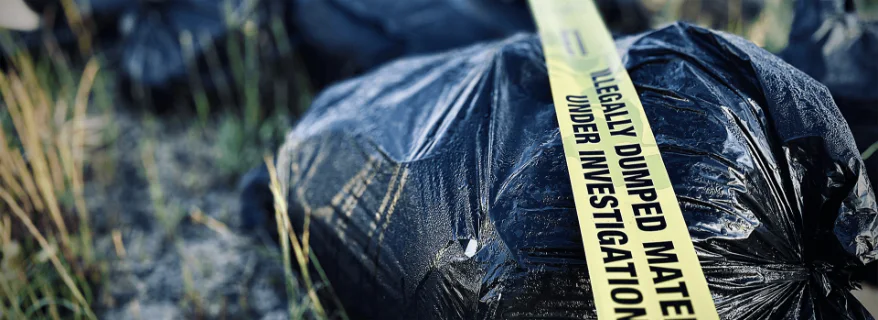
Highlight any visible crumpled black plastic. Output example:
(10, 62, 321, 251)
(240, 22, 878, 319)
(781, 0, 878, 285)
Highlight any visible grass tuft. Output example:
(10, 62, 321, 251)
(0, 53, 103, 319)
(266, 155, 358, 320)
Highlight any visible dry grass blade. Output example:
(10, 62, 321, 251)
(112, 229, 127, 259)
(265, 156, 327, 319)
(58, 0, 92, 54)
(0, 189, 96, 319)
(0, 274, 25, 318)
(265, 156, 301, 318)
(0, 71, 72, 251)
(189, 207, 233, 237)
(10, 150, 47, 212)
(0, 48, 104, 318)
(0, 128, 28, 203)
(70, 59, 100, 263)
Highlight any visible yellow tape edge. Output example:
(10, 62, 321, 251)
(528, 1, 719, 319)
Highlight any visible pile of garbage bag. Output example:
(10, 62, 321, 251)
(241, 22, 878, 319)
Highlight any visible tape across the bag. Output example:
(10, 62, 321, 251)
(528, 1, 719, 319)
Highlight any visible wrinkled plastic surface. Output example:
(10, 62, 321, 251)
(116, 0, 648, 90)
(242, 22, 878, 319)
(781, 0, 878, 284)
(292, 0, 533, 68)
(781, 0, 878, 206)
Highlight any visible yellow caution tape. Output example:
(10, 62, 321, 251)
(528, 1, 719, 319)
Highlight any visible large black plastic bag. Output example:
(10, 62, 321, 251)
(245, 23, 878, 319)
(781, 0, 878, 207)
(781, 0, 878, 285)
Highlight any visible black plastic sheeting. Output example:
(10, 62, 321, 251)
(291, 0, 532, 72)
(240, 23, 878, 319)
(781, 0, 878, 285)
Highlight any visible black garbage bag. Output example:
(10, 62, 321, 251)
(241, 22, 878, 319)
(781, 0, 878, 108)
(114, 0, 281, 106)
(292, 0, 651, 88)
(781, 0, 878, 285)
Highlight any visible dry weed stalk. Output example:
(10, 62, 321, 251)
(0, 56, 102, 319)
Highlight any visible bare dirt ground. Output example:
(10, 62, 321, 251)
(84, 110, 291, 319)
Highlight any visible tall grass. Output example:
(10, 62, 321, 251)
(0, 53, 104, 319)
(265, 156, 350, 320)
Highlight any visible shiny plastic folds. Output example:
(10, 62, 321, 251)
(781, 0, 878, 207)
(781, 0, 878, 286)
(252, 23, 878, 319)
